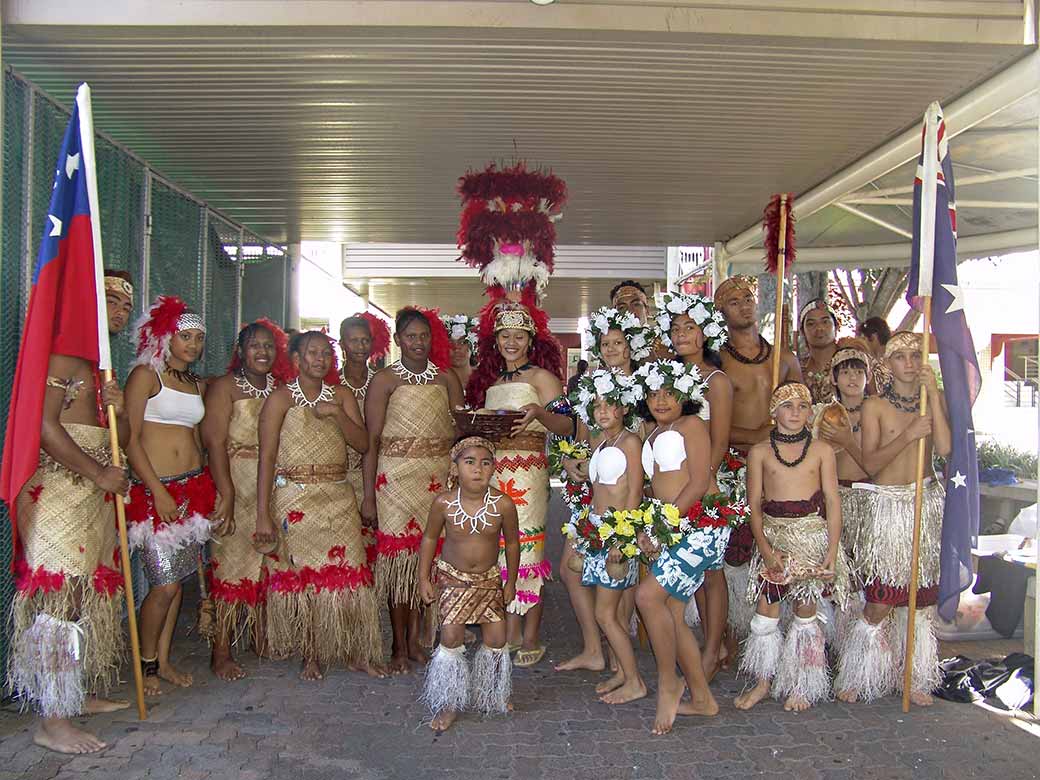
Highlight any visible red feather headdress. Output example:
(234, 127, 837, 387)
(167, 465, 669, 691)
(456, 162, 567, 296)
(359, 312, 391, 363)
(763, 193, 796, 274)
(134, 295, 201, 372)
(226, 318, 293, 383)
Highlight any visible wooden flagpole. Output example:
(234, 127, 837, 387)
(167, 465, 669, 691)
(103, 379, 148, 720)
(771, 195, 789, 390)
(901, 299, 932, 712)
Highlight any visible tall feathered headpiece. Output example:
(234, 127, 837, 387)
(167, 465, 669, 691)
(133, 295, 205, 372)
(226, 317, 293, 383)
(763, 193, 796, 273)
(456, 162, 567, 296)
(359, 312, 392, 363)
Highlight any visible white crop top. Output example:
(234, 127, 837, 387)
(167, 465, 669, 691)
(143, 372, 205, 428)
(697, 369, 724, 422)
(589, 435, 627, 486)
(641, 427, 688, 478)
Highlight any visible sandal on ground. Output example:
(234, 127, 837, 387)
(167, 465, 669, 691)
(514, 645, 546, 668)
(506, 641, 522, 653)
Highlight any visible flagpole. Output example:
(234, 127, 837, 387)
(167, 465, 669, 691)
(77, 83, 147, 720)
(771, 195, 789, 390)
(901, 297, 932, 713)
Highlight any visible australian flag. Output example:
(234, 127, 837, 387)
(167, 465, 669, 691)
(0, 85, 111, 554)
(906, 102, 981, 623)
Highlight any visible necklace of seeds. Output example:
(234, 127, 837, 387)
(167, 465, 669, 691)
(235, 371, 274, 399)
(884, 386, 920, 414)
(724, 335, 771, 365)
(769, 428, 812, 468)
(288, 379, 335, 408)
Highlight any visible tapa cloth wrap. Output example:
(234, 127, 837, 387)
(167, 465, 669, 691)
(852, 479, 945, 591)
(487, 383, 551, 615)
(435, 558, 505, 625)
(746, 492, 851, 610)
(208, 397, 268, 643)
(266, 406, 381, 667)
(9, 423, 125, 711)
(127, 467, 215, 586)
(375, 383, 454, 608)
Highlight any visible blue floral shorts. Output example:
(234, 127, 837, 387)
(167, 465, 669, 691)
(651, 525, 732, 600)
(581, 547, 639, 590)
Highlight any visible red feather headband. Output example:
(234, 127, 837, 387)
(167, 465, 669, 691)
(396, 307, 452, 372)
(134, 295, 199, 372)
(359, 312, 391, 363)
(763, 193, 796, 274)
(227, 318, 293, 383)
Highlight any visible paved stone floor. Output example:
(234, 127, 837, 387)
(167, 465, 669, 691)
(2, 502, 1037, 780)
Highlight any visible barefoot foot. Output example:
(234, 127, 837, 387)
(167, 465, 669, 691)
(601, 678, 647, 705)
(595, 671, 626, 695)
(677, 689, 719, 716)
(651, 677, 685, 735)
(430, 710, 457, 732)
(734, 679, 771, 711)
(909, 690, 934, 707)
(143, 675, 162, 696)
(300, 659, 324, 681)
(210, 653, 246, 682)
(836, 688, 859, 703)
(700, 649, 721, 685)
(784, 694, 811, 712)
(158, 664, 193, 688)
(554, 650, 605, 672)
(388, 653, 411, 675)
(84, 697, 130, 714)
(408, 644, 429, 667)
(34, 720, 106, 754)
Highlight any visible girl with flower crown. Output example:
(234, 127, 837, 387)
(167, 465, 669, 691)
(555, 305, 650, 673)
(655, 292, 736, 679)
(631, 360, 727, 735)
(442, 313, 479, 390)
(569, 370, 647, 704)
(124, 296, 221, 696)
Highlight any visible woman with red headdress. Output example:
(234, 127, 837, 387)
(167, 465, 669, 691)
(124, 295, 221, 696)
(255, 331, 383, 681)
(200, 319, 291, 681)
(362, 308, 463, 675)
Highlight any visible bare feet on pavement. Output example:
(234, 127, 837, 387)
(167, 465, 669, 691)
(158, 663, 193, 688)
(84, 697, 130, 714)
(34, 720, 106, 755)
(601, 678, 647, 705)
(734, 679, 771, 711)
(554, 650, 605, 672)
(595, 671, 625, 695)
(300, 658, 324, 681)
(430, 710, 457, 732)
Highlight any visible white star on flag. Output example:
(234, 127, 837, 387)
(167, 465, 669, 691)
(48, 215, 62, 237)
(950, 471, 967, 489)
(65, 152, 80, 178)
(939, 283, 964, 314)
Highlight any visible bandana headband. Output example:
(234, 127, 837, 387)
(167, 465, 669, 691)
(713, 275, 757, 307)
(831, 347, 870, 372)
(884, 331, 921, 359)
(104, 275, 133, 299)
(176, 312, 206, 333)
(799, 298, 837, 330)
(448, 436, 498, 487)
(769, 383, 812, 415)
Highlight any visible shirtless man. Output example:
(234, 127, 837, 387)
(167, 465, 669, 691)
(419, 437, 519, 731)
(713, 275, 801, 650)
(8, 271, 134, 754)
(834, 331, 951, 706)
(798, 298, 839, 404)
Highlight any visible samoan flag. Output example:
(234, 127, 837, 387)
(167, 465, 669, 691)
(0, 85, 111, 555)
(906, 102, 981, 622)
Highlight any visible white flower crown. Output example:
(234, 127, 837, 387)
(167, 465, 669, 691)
(586, 306, 652, 362)
(653, 292, 728, 353)
(441, 313, 480, 349)
(633, 359, 708, 403)
(570, 369, 645, 432)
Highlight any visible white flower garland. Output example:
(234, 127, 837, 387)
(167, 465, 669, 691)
(441, 314, 480, 349)
(633, 359, 708, 404)
(586, 306, 652, 363)
(653, 292, 728, 353)
(570, 369, 644, 432)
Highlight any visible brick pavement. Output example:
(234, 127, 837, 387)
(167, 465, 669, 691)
(2, 493, 1037, 780)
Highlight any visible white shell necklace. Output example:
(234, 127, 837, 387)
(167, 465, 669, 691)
(391, 360, 438, 385)
(446, 488, 502, 535)
(235, 372, 274, 399)
(287, 378, 335, 408)
(341, 365, 375, 403)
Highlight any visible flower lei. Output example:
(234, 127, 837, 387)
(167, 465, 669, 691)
(715, 449, 748, 503)
(548, 437, 590, 477)
(633, 359, 708, 404)
(441, 313, 480, 350)
(587, 306, 652, 362)
(570, 369, 644, 433)
(561, 508, 605, 557)
(687, 492, 750, 531)
(598, 499, 683, 563)
(654, 291, 728, 353)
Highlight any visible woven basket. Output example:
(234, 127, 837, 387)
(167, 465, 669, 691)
(453, 408, 526, 441)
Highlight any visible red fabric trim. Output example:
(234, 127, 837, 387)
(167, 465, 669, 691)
(266, 561, 374, 594)
(208, 571, 267, 607)
(14, 558, 67, 595)
(376, 518, 424, 558)
(126, 468, 216, 530)
(92, 564, 123, 597)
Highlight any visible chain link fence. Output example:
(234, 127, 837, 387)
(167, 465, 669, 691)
(0, 68, 290, 672)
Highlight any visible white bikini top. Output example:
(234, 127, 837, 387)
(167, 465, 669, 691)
(589, 433, 627, 486)
(641, 426, 688, 478)
(696, 369, 724, 422)
(143, 371, 205, 429)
